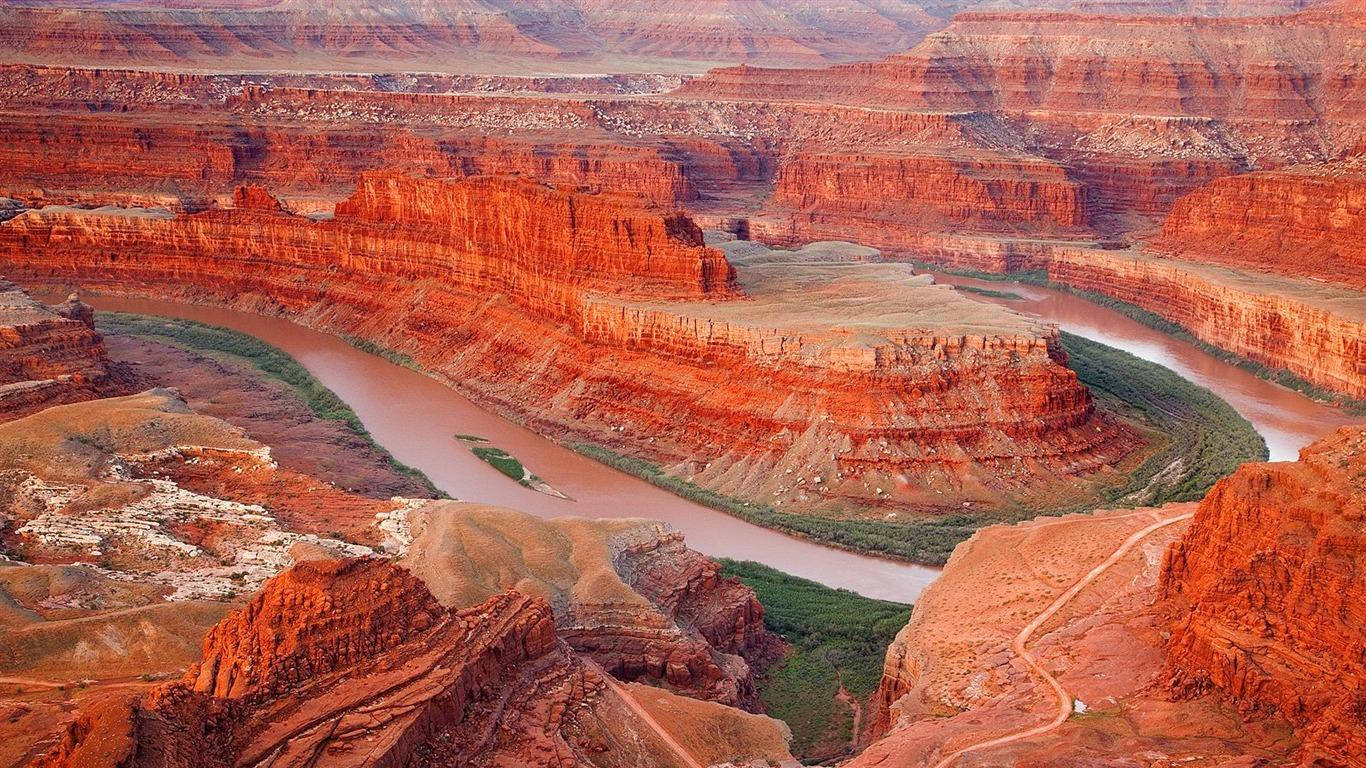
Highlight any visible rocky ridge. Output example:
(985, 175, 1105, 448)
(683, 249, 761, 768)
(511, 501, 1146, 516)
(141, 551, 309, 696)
(0, 281, 119, 422)
(33, 557, 794, 768)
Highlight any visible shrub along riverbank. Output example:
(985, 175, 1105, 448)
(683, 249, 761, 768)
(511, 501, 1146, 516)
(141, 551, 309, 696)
(719, 559, 911, 763)
(97, 312, 444, 496)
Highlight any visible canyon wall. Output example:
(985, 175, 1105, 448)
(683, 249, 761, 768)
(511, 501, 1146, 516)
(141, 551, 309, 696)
(1157, 166, 1366, 289)
(0, 174, 1132, 518)
(0, 281, 119, 421)
(1161, 426, 1366, 766)
(1044, 249, 1366, 398)
(903, 239, 1366, 400)
(762, 151, 1085, 243)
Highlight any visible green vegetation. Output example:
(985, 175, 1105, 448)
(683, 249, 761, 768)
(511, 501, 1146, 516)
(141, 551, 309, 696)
(97, 312, 444, 497)
(572, 442, 981, 564)
(339, 334, 421, 370)
(575, 330, 1266, 565)
(920, 261, 1366, 415)
(1061, 331, 1267, 504)
(470, 444, 531, 483)
(954, 284, 1023, 300)
(454, 433, 489, 443)
(720, 559, 911, 763)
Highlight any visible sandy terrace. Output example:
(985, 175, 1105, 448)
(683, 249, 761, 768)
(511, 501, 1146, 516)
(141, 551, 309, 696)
(598, 254, 1055, 345)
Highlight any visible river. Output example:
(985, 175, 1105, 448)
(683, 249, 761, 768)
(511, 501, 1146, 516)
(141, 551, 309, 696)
(70, 285, 1357, 603)
(924, 272, 1359, 462)
(74, 294, 938, 602)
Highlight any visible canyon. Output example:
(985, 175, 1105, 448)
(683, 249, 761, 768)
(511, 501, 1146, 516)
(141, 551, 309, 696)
(3, 0, 1366, 765)
(0, 289, 796, 766)
(0, 173, 1142, 533)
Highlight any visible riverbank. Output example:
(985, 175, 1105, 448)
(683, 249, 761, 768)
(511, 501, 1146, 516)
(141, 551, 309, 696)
(92, 301, 1265, 568)
(97, 312, 444, 497)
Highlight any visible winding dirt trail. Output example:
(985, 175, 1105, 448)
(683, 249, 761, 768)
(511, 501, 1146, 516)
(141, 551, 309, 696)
(930, 509, 1195, 768)
(602, 676, 704, 768)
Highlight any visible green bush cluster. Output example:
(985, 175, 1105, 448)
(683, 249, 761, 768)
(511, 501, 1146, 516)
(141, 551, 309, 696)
(719, 559, 911, 762)
(571, 443, 982, 564)
(97, 312, 444, 497)
(470, 445, 528, 482)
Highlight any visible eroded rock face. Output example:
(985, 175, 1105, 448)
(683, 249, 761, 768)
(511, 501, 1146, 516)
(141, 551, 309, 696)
(0, 280, 117, 421)
(33, 559, 601, 768)
(1157, 166, 1366, 289)
(0, 174, 1130, 515)
(398, 502, 781, 710)
(1161, 426, 1366, 766)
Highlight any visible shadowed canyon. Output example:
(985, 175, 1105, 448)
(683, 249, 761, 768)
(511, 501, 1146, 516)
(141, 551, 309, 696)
(1, 1, 1364, 766)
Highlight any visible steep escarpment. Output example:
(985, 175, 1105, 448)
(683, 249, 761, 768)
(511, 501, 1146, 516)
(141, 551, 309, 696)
(0, 174, 1135, 523)
(0, 109, 702, 209)
(1161, 426, 1366, 766)
(1157, 166, 1366, 289)
(755, 150, 1085, 247)
(1043, 248, 1366, 398)
(33, 557, 786, 768)
(398, 502, 779, 709)
(0, 281, 120, 421)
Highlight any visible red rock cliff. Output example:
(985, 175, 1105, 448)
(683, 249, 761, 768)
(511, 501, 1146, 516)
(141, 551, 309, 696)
(1157, 166, 1366, 289)
(1160, 426, 1366, 766)
(0, 173, 1131, 521)
(0, 280, 117, 421)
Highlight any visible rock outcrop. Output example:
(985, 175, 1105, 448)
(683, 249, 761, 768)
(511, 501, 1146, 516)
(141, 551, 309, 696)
(1161, 426, 1366, 766)
(33, 557, 792, 768)
(398, 502, 779, 709)
(0, 174, 1134, 520)
(1156, 166, 1366, 289)
(0, 280, 118, 421)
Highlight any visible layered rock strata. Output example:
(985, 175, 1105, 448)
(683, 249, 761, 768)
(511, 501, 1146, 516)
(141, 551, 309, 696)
(906, 239, 1366, 399)
(399, 502, 778, 709)
(1156, 166, 1366, 289)
(33, 557, 794, 768)
(0, 0, 952, 71)
(0, 280, 117, 421)
(1161, 426, 1366, 765)
(0, 174, 1132, 515)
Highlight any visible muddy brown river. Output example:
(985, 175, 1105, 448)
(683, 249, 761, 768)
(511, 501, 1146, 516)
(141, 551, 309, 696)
(74, 294, 939, 602)
(70, 283, 1358, 601)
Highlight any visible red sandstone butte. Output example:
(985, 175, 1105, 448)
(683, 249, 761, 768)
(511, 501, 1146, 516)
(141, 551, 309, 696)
(0, 280, 118, 421)
(0, 174, 1129, 515)
(1161, 426, 1366, 766)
